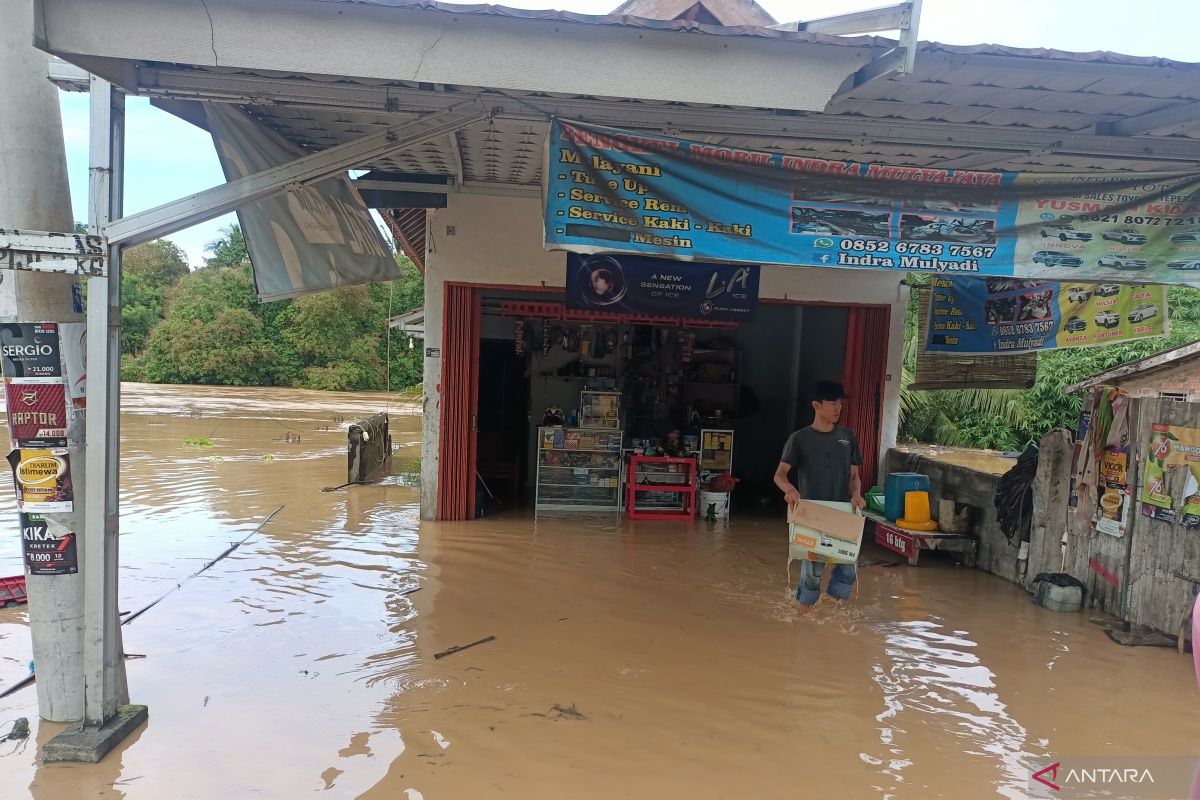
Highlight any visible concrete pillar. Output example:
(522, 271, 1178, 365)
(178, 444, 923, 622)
(879, 281, 910, 477)
(0, 0, 86, 721)
(419, 220, 444, 520)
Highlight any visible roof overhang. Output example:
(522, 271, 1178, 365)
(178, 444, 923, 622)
(1066, 340, 1200, 394)
(33, 0, 873, 113)
(34, 0, 1200, 273)
(388, 307, 425, 335)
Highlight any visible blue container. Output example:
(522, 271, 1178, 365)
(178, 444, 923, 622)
(884, 472, 930, 522)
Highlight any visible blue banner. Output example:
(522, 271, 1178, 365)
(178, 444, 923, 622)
(544, 119, 1200, 285)
(565, 253, 758, 321)
(924, 276, 1167, 354)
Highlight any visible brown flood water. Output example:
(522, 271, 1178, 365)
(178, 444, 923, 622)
(0, 383, 1197, 799)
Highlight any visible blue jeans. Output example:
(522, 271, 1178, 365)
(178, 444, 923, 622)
(796, 560, 857, 606)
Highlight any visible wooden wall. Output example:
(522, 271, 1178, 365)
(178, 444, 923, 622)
(1029, 398, 1200, 635)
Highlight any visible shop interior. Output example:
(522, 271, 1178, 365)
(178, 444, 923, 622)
(473, 288, 872, 517)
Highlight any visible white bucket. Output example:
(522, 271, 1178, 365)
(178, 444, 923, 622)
(699, 491, 731, 520)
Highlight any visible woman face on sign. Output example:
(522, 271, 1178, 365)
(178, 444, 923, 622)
(591, 269, 613, 296)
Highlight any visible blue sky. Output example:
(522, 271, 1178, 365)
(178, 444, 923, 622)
(57, 0, 1200, 266)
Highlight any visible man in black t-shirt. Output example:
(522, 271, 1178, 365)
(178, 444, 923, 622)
(773, 380, 865, 610)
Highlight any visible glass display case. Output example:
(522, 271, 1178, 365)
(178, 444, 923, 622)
(535, 426, 624, 514)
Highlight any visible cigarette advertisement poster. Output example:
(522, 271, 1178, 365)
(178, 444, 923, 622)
(20, 512, 77, 575)
(0, 322, 62, 378)
(7, 448, 74, 513)
(4, 379, 69, 448)
(923, 277, 1167, 355)
(545, 119, 1200, 284)
(1140, 423, 1200, 528)
(564, 253, 758, 321)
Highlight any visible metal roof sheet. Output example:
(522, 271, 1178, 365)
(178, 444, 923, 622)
(313, 0, 882, 46)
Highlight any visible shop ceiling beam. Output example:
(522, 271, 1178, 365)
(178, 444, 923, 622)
(126, 68, 1200, 165)
(1096, 100, 1200, 137)
(34, 0, 869, 113)
(102, 101, 487, 248)
(353, 178, 539, 198)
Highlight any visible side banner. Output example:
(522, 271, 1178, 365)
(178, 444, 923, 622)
(544, 119, 1200, 284)
(924, 276, 1167, 355)
(565, 253, 758, 321)
(204, 103, 399, 301)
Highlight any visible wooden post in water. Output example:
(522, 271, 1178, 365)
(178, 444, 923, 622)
(348, 412, 392, 484)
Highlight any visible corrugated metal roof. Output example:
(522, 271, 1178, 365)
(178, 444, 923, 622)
(121, 0, 1200, 188)
(314, 0, 1200, 73)
(1067, 340, 1200, 393)
(314, 0, 881, 47)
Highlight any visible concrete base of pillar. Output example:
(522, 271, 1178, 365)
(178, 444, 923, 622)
(42, 705, 148, 763)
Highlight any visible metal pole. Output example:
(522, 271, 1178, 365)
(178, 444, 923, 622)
(83, 76, 127, 725)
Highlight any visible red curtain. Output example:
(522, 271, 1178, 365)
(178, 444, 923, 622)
(840, 306, 890, 490)
(437, 285, 481, 521)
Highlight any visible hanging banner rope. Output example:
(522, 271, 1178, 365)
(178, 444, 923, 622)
(544, 119, 1200, 285)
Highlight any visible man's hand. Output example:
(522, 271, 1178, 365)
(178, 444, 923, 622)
(851, 493, 867, 512)
(784, 487, 801, 507)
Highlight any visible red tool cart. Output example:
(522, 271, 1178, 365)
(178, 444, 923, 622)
(0, 575, 29, 608)
(626, 455, 697, 520)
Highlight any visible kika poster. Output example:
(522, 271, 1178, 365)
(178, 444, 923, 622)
(1141, 423, 1200, 527)
(924, 276, 1168, 355)
(545, 119, 1200, 284)
(564, 253, 758, 321)
(20, 512, 77, 575)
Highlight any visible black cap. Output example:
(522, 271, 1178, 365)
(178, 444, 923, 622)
(813, 380, 848, 402)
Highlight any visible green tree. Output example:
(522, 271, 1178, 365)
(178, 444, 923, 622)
(120, 240, 190, 354)
(126, 225, 425, 392)
(204, 225, 250, 270)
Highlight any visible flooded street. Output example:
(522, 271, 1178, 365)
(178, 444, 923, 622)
(0, 384, 1197, 799)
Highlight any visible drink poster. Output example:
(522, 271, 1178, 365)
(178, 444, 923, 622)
(1094, 447, 1131, 537)
(1140, 423, 1200, 528)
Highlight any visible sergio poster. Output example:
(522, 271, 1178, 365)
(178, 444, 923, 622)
(924, 276, 1168, 355)
(545, 119, 1200, 284)
(1140, 423, 1200, 527)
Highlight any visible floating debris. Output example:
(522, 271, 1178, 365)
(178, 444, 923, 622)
(433, 635, 496, 660)
(549, 703, 587, 721)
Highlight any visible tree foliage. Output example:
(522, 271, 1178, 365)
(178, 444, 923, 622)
(121, 224, 424, 392)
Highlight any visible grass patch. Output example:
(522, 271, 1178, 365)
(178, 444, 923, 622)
(183, 437, 214, 447)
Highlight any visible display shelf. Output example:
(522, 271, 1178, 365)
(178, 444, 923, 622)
(536, 426, 624, 515)
(627, 455, 696, 520)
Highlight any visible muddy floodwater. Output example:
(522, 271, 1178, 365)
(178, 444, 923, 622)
(0, 384, 1198, 799)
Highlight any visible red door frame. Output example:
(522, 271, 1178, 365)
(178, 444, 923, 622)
(763, 297, 892, 489)
(437, 284, 482, 521)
